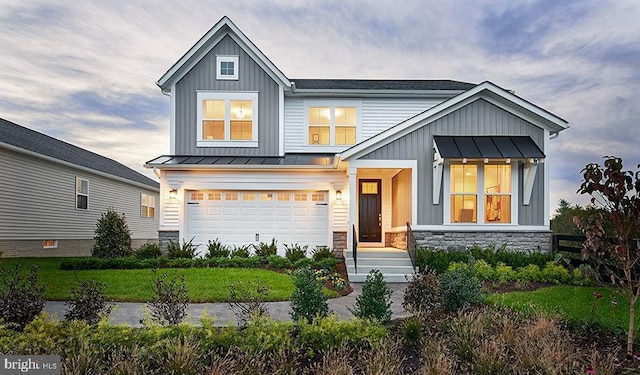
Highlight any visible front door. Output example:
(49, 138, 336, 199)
(358, 179, 382, 242)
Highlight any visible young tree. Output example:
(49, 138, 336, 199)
(92, 208, 132, 258)
(574, 156, 640, 356)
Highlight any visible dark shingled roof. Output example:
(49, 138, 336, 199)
(433, 136, 545, 159)
(147, 153, 335, 167)
(0, 118, 159, 189)
(292, 79, 476, 91)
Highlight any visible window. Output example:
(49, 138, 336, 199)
(43, 240, 58, 249)
(141, 193, 155, 218)
(277, 193, 290, 201)
(190, 192, 204, 201)
(208, 192, 222, 201)
(306, 101, 360, 146)
(242, 192, 256, 201)
(294, 193, 307, 201)
(76, 177, 88, 210)
(197, 92, 258, 147)
(449, 163, 512, 224)
(311, 193, 325, 202)
(225, 192, 238, 201)
(216, 56, 238, 80)
(259, 193, 273, 201)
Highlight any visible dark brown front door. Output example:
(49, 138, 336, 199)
(359, 179, 382, 242)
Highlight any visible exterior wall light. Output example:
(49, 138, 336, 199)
(336, 190, 342, 201)
(169, 189, 178, 199)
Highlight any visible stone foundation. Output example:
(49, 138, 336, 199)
(413, 230, 552, 252)
(332, 231, 347, 257)
(0, 238, 158, 258)
(159, 230, 180, 253)
(385, 231, 407, 250)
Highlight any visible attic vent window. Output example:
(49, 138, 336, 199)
(216, 56, 238, 80)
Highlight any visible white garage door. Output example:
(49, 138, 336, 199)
(185, 190, 328, 256)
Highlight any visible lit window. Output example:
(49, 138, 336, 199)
(197, 92, 258, 147)
(216, 56, 238, 80)
(208, 192, 222, 201)
(484, 165, 511, 223)
(190, 192, 204, 201)
(242, 192, 256, 201)
(43, 240, 58, 249)
(294, 193, 307, 202)
(450, 165, 477, 223)
(141, 193, 156, 218)
(259, 193, 273, 201)
(76, 177, 88, 210)
(225, 192, 238, 201)
(311, 193, 325, 202)
(277, 193, 290, 201)
(307, 103, 359, 146)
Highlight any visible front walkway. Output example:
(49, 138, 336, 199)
(43, 283, 408, 326)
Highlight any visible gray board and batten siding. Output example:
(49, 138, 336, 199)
(174, 35, 280, 156)
(360, 99, 545, 226)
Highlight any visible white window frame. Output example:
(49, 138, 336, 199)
(216, 55, 239, 80)
(442, 161, 518, 225)
(75, 177, 89, 210)
(303, 99, 362, 152)
(196, 91, 259, 148)
(141, 193, 156, 218)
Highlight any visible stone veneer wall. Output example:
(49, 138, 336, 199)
(0, 239, 157, 258)
(159, 230, 180, 253)
(332, 231, 347, 257)
(385, 231, 407, 250)
(413, 231, 552, 252)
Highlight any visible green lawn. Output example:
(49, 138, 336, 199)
(487, 285, 638, 333)
(0, 258, 295, 302)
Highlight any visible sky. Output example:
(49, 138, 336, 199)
(1, 0, 639, 212)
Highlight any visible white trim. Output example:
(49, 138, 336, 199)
(303, 99, 362, 147)
(278, 85, 285, 156)
(170, 84, 176, 154)
(216, 55, 239, 80)
(544, 129, 551, 226)
(196, 91, 258, 147)
(347, 167, 357, 252)
(75, 177, 89, 210)
(411, 224, 550, 232)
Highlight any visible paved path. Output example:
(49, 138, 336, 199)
(44, 283, 408, 326)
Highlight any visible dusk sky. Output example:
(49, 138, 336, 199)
(1, 1, 638, 213)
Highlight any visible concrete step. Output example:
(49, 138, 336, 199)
(347, 264, 415, 275)
(344, 257, 413, 267)
(344, 249, 409, 259)
(349, 273, 412, 283)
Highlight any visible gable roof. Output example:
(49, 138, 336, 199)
(157, 16, 291, 91)
(292, 79, 475, 91)
(0, 118, 159, 190)
(340, 81, 570, 161)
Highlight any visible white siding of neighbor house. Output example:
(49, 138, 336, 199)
(0, 147, 159, 240)
(284, 97, 444, 152)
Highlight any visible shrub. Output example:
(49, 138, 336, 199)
(402, 267, 441, 316)
(293, 258, 313, 269)
(313, 257, 339, 270)
(64, 279, 113, 325)
(495, 262, 517, 283)
(284, 243, 308, 262)
(266, 254, 292, 269)
(439, 267, 483, 312)
(297, 314, 388, 351)
(167, 238, 199, 259)
(415, 247, 468, 273)
(231, 255, 262, 268)
(227, 278, 270, 326)
(473, 259, 495, 280)
(230, 245, 251, 258)
(148, 271, 189, 325)
(0, 264, 45, 330)
(290, 267, 329, 323)
(205, 239, 230, 259)
(253, 238, 278, 257)
(541, 261, 572, 284)
(516, 264, 542, 283)
(350, 269, 393, 324)
(313, 269, 346, 291)
(135, 243, 162, 259)
(92, 208, 132, 258)
(311, 246, 335, 261)
(401, 316, 423, 345)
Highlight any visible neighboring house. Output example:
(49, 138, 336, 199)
(0, 118, 159, 257)
(145, 17, 568, 280)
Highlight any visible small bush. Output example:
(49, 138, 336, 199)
(416, 247, 468, 273)
(230, 245, 251, 258)
(402, 267, 441, 316)
(293, 258, 313, 269)
(135, 243, 162, 259)
(167, 238, 199, 259)
(253, 238, 278, 257)
(401, 316, 423, 345)
(350, 269, 393, 324)
(92, 208, 133, 258)
(541, 261, 572, 284)
(227, 278, 270, 326)
(64, 279, 113, 325)
(290, 267, 329, 323)
(313, 257, 339, 270)
(297, 314, 388, 351)
(148, 271, 189, 325)
(230, 255, 262, 268)
(284, 243, 308, 262)
(311, 246, 335, 261)
(266, 254, 292, 269)
(473, 259, 495, 280)
(439, 267, 483, 312)
(495, 262, 517, 283)
(516, 264, 542, 283)
(0, 264, 45, 330)
(205, 239, 230, 259)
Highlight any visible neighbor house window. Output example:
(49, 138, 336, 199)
(216, 55, 239, 80)
(141, 193, 155, 218)
(306, 101, 360, 146)
(76, 177, 88, 210)
(449, 163, 512, 224)
(197, 92, 258, 147)
(43, 240, 58, 249)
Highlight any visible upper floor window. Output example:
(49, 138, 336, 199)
(76, 177, 88, 210)
(141, 193, 156, 218)
(197, 92, 258, 147)
(216, 56, 238, 80)
(448, 163, 512, 224)
(305, 101, 361, 147)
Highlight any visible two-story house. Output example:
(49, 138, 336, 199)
(146, 16, 568, 281)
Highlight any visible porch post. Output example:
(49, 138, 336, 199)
(347, 167, 357, 252)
